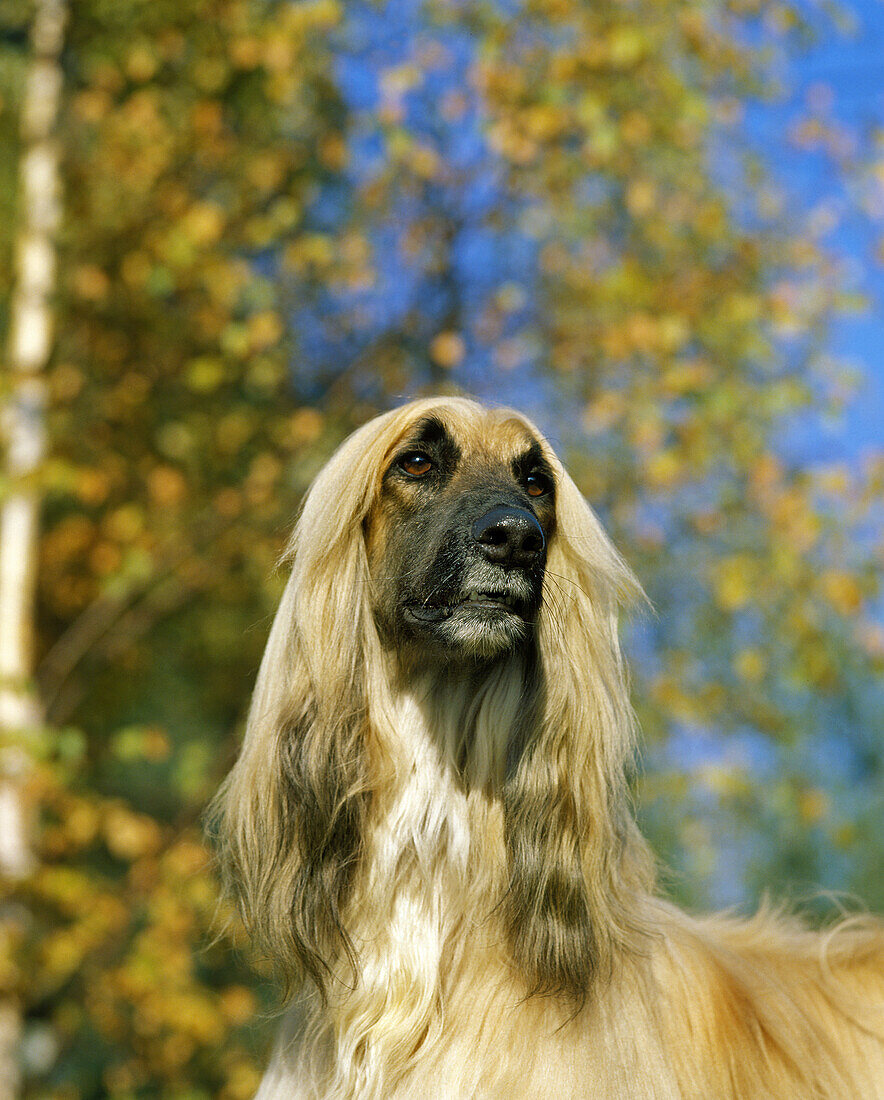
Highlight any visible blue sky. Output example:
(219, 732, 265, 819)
(325, 0, 884, 466)
(758, 0, 884, 462)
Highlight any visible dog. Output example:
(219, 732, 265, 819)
(212, 397, 884, 1098)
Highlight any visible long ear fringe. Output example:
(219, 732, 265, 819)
(208, 560, 372, 999)
(503, 454, 655, 1002)
(208, 409, 419, 999)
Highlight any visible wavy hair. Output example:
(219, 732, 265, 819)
(212, 398, 884, 1100)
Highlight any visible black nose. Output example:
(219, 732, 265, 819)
(471, 506, 546, 567)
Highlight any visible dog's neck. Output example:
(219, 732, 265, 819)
(309, 664, 518, 1093)
(358, 656, 527, 901)
(397, 656, 530, 786)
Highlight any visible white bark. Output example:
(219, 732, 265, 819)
(0, 2, 67, 1096)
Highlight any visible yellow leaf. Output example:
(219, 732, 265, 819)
(430, 331, 466, 369)
(185, 356, 225, 393)
(645, 449, 682, 488)
(626, 179, 656, 216)
(289, 407, 324, 444)
(582, 392, 625, 435)
(125, 45, 158, 83)
(410, 144, 440, 178)
(799, 788, 829, 824)
(820, 570, 862, 615)
(73, 264, 110, 301)
(182, 202, 225, 246)
(219, 986, 257, 1025)
(607, 27, 647, 66)
(713, 555, 755, 612)
(247, 310, 284, 350)
(104, 806, 163, 860)
(147, 466, 188, 507)
(734, 648, 766, 682)
(320, 133, 348, 170)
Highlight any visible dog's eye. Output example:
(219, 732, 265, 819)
(399, 452, 434, 477)
(525, 471, 551, 497)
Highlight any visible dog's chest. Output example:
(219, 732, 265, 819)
(328, 696, 505, 1092)
(356, 695, 494, 969)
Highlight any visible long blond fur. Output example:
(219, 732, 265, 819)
(211, 397, 884, 1099)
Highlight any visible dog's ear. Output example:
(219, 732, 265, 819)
(209, 412, 407, 998)
(502, 457, 653, 1002)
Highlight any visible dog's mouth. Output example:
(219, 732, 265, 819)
(408, 589, 524, 622)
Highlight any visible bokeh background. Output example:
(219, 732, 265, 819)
(1, 0, 882, 1096)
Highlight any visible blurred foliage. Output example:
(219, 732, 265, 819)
(468, 0, 884, 914)
(4, 0, 354, 1093)
(11, 736, 264, 1099)
(0, 0, 881, 1095)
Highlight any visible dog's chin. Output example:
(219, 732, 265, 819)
(402, 598, 532, 660)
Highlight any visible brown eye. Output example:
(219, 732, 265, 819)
(525, 472, 550, 497)
(400, 452, 433, 477)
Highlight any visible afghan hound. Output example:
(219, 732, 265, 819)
(212, 397, 884, 1099)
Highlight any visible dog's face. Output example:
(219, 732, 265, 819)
(366, 408, 556, 660)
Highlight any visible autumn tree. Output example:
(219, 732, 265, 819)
(2, 1, 359, 1095)
(467, 0, 883, 908)
(0, 0, 881, 1096)
(317, 0, 882, 909)
(0, 4, 67, 1098)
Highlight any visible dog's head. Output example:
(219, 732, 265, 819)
(214, 397, 650, 1003)
(366, 406, 557, 661)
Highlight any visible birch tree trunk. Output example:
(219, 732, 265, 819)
(0, 1, 67, 1095)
